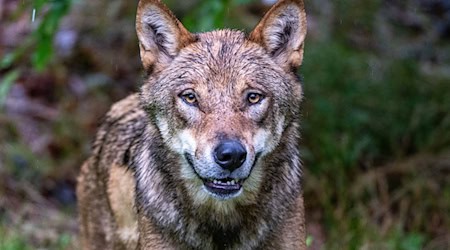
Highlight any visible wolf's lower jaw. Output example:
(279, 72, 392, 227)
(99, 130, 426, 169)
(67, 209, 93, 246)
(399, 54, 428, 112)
(204, 177, 241, 188)
(206, 178, 242, 186)
(202, 184, 243, 200)
(201, 178, 244, 200)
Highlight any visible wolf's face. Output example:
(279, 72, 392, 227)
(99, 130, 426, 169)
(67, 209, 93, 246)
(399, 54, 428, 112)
(137, 0, 306, 207)
(145, 33, 300, 202)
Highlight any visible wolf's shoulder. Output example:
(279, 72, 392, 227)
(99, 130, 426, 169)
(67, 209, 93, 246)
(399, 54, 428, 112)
(105, 94, 144, 122)
(90, 93, 148, 166)
(99, 93, 146, 136)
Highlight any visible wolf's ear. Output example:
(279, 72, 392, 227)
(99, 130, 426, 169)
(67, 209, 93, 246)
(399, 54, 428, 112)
(249, 0, 307, 71)
(136, 0, 195, 71)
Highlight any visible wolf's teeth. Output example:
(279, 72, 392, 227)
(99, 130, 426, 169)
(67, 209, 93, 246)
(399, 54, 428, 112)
(210, 179, 242, 185)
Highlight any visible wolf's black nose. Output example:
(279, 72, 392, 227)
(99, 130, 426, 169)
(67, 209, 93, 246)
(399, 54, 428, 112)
(214, 141, 247, 172)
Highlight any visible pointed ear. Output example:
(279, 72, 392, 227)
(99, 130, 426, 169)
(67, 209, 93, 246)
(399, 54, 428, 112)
(249, 0, 307, 71)
(136, 0, 196, 71)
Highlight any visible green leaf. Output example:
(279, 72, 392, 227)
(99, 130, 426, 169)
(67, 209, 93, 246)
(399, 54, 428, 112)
(306, 235, 314, 247)
(232, 0, 255, 4)
(30, 0, 72, 71)
(0, 53, 17, 69)
(0, 70, 20, 107)
(400, 233, 425, 250)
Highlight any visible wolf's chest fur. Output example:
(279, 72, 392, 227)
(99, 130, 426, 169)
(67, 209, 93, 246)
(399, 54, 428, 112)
(77, 0, 307, 249)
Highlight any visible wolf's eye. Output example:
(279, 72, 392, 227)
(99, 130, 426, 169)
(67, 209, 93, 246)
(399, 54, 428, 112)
(247, 93, 264, 105)
(180, 90, 198, 106)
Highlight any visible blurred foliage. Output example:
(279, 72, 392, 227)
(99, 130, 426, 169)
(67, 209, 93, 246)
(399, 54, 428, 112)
(300, 0, 450, 248)
(0, 226, 72, 250)
(31, 0, 72, 71)
(302, 42, 450, 173)
(182, 0, 254, 31)
(1, 0, 449, 249)
(0, 70, 19, 107)
(0, 226, 29, 250)
(0, 0, 71, 109)
(0, 0, 72, 71)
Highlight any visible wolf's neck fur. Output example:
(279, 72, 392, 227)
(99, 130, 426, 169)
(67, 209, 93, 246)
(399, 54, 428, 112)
(133, 122, 302, 249)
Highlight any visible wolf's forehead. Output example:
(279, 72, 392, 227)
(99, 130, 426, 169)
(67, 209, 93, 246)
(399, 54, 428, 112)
(173, 30, 273, 84)
(180, 30, 267, 66)
(197, 30, 247, 46)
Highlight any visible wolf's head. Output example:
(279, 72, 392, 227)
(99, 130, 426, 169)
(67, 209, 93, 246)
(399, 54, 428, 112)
(136, 0, 306, 211)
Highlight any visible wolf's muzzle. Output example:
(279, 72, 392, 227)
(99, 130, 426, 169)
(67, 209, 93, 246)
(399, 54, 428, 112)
(213, 140, 247, 172)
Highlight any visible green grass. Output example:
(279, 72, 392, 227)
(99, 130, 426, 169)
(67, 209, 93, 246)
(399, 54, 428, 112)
(0, 226, 73, 250)
(0, 228, 30, 250)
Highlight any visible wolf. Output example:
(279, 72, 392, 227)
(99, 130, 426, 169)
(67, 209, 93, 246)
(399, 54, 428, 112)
(76, 0, 307, 249)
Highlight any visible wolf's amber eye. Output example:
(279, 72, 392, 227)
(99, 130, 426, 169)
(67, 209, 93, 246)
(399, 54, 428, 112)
(180, 90, 198, 106)
(247, 93, 264, 105)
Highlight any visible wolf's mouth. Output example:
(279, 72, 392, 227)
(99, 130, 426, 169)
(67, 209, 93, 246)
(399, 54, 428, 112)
(184, 153, 244, 197)
(202, 178, 243, 196)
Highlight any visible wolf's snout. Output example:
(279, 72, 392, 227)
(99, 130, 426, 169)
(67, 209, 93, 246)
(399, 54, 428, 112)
(214, 140, 247, 172)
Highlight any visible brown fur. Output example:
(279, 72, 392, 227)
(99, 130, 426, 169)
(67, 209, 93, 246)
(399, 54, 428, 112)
(77, 0, 307, 249)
